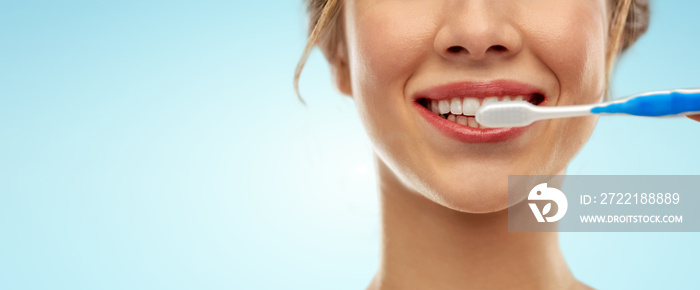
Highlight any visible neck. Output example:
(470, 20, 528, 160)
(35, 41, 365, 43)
(368, 158, 576, 290)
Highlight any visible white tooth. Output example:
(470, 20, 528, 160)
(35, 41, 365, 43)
(447, 114, 456, 122)
(483, 97, 498, 105)
(502, 96, 512, 102)
(513, 95, 524, 101)
(456, 115, 467, 125)
(431, 100, 439, 113)
(450, 98, 462, 115)
(438, 100, 450, 114)
(462, 98, 480, 115)
(467, 117, 479, 128)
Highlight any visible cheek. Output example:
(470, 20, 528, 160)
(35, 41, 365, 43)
(525, 1, 608, 105)
(524, 1, 608, 171)
(346, 2, 437, 98)
(345, 2, 438, 154)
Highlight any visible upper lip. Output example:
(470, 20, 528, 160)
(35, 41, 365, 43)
(412, 80, 546, 102)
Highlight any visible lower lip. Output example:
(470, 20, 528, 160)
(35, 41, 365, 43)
(413, 101, 531, 143)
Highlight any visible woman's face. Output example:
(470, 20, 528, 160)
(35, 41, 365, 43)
(340, 0, 610, 213)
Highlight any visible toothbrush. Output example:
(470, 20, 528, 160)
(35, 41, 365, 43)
(475, 88, 700, 128)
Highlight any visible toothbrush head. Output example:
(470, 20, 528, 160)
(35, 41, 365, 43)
(475, 101, 537, 128)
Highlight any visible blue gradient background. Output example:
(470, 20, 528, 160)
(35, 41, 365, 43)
(1, 1, 699, 289)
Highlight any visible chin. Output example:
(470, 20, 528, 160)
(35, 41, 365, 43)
(421, 170, 512, 214)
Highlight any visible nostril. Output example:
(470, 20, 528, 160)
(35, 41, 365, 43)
(488, 45, 507, 52)
(446, 45, 508, 56)
(447, 46, 466, 53)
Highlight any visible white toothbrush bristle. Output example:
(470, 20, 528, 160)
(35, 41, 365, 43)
(475, 101, 536, 128)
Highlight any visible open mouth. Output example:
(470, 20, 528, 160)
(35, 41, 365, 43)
(417, 94, 545, 128)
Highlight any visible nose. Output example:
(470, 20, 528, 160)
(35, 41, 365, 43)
(434, 1, 522, 62)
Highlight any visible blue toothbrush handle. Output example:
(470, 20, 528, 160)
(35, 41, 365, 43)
(591, 89, 700, 116)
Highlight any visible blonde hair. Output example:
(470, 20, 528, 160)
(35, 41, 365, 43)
(294, 0, 343, 105)
(295, 0, 650, 103)
(607, 0, 650, 99)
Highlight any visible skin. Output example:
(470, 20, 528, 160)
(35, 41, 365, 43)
(323, 0, 699, 289)
(338, 0, 609, 213)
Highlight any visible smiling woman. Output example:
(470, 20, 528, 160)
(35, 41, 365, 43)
(295, 0, 650, 289)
